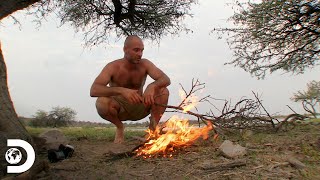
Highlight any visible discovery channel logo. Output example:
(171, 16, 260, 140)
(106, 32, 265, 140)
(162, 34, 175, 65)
(4, 139, 35, 173)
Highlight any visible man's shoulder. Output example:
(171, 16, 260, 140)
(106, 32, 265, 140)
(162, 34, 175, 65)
(141, 58, 150, 62)
(106, 59, 123, 67)
(141, 58, 152, 65)
(142, 59, 158, 68)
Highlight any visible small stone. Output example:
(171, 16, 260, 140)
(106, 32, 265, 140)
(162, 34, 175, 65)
(219, 140, 247, 159)
(39, 129, 69, 150)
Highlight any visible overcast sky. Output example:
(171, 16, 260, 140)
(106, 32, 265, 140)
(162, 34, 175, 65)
(0, 1, 319, 123)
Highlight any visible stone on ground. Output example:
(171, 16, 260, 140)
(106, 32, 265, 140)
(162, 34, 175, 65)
(39, 129, 69, 150)
(219, 140, 247, 159)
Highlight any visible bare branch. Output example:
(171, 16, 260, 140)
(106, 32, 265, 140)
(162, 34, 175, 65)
(158, 79, 295, 132)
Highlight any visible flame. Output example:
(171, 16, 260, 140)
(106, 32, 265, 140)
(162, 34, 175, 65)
(179, 89, 198, 112)
(135, 115, 213, 158)
(135, 89, 213, 158)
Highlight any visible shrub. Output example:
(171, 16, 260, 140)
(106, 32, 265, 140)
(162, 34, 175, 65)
(30, 106, 76, 127)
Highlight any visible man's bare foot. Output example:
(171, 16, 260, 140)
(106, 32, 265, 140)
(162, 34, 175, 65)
(149, 116, 157, 131)
(114, 127, 124, 144)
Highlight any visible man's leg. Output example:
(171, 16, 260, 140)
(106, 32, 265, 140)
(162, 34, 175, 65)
(150, 88, 169, 130)
(95, 97, 124, 143)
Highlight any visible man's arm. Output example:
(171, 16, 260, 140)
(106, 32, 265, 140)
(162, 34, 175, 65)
(144, 59, 171, 88)
(142, 59, 171, 106)
(90, 63, 124, 97)
(90, 62, 143, 104)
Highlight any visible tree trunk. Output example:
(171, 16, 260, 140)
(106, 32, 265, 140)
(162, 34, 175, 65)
(0, 0, 40, 20)
(0, 43, 33, 177)
(0, 1, 41, 177)
(302, 100, 317, 118)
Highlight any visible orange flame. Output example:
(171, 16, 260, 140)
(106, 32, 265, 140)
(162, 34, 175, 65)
(179, 89, 198, 112)
(135, 115, 213, 158)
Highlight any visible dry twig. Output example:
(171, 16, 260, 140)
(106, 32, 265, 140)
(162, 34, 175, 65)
(200, 159, 247, 171)
(157, 79, 307, 132)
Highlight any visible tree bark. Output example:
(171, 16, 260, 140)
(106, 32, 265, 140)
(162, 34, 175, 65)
(0, 0, 40, 20)
(0, 43, 33, 177)
(0, 0, 41, 177)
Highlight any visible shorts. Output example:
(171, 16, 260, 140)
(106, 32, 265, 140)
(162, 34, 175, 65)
(113, 96, 150, 121)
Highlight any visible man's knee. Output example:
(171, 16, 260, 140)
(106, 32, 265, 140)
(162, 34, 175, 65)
(162, 87, 169, 96)
(157, 87, 169, 97)
(154, 87, 169, 104)
(96, 97, 119, 119)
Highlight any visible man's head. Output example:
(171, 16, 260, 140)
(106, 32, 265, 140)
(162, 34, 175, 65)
(123, 35, 144, 64)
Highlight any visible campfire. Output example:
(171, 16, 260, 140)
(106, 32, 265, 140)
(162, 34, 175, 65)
(135, 87, 214, 158)
(135, 116, 213, 158)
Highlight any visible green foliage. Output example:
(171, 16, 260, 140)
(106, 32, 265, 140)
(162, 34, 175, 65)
(292, 80, 320, 101)
(29, 0, 197, 46)
(300, 141, 320, 161)
(213, 0, 320, 78)
(291, 80, 320, 117)
(25, 126, 49, 136)
(26, 126, 146, 140)
(307, 118, 320, 123)
(30, 106, 77, 127)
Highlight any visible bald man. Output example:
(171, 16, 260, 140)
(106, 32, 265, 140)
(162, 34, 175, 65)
(90, 35, 170, 143)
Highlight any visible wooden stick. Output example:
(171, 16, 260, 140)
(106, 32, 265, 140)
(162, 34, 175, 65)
(252, 91, 275, 128)
(156, 103, 224, 135)
(200, 159, 246, 171)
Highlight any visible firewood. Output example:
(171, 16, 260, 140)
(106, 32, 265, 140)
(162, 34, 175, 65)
(199, 159, 246, 172)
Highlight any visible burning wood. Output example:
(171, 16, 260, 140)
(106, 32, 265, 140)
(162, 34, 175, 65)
(135, 116, 213, 158)
(134, 81, 214, 158)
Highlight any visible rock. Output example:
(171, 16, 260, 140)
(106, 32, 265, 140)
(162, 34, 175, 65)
(219, 140, 247, 159)
(31, 135, 47, 152)
(287, 157, 306, 169)
(39, 129, 69, 150)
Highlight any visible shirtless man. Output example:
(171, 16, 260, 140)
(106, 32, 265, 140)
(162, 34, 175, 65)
(90, 35, 170, 143)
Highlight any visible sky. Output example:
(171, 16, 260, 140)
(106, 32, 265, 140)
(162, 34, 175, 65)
(0, 1, 319, 123)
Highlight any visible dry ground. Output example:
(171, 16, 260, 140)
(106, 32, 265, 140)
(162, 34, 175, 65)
(25, 123, 320, 179)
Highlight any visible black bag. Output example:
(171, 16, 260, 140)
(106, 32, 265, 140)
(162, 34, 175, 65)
(48, 144, 74, 163)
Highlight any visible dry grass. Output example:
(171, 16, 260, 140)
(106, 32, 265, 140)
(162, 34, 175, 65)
(26, 122, 320, 179)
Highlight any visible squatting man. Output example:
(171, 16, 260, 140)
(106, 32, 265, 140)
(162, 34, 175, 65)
(90, 35, 170, 144)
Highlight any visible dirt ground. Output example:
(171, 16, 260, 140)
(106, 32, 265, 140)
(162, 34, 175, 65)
(32, 123, 320, 180)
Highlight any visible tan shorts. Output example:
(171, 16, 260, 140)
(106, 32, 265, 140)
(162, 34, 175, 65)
(113, 96, 150, 121)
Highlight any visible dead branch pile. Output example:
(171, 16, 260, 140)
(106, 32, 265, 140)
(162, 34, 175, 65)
(158, 79, 308, 132)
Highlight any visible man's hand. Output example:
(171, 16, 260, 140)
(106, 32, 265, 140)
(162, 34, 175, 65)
(143, 83, 156, 106)
(121, 88, 143, 104)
